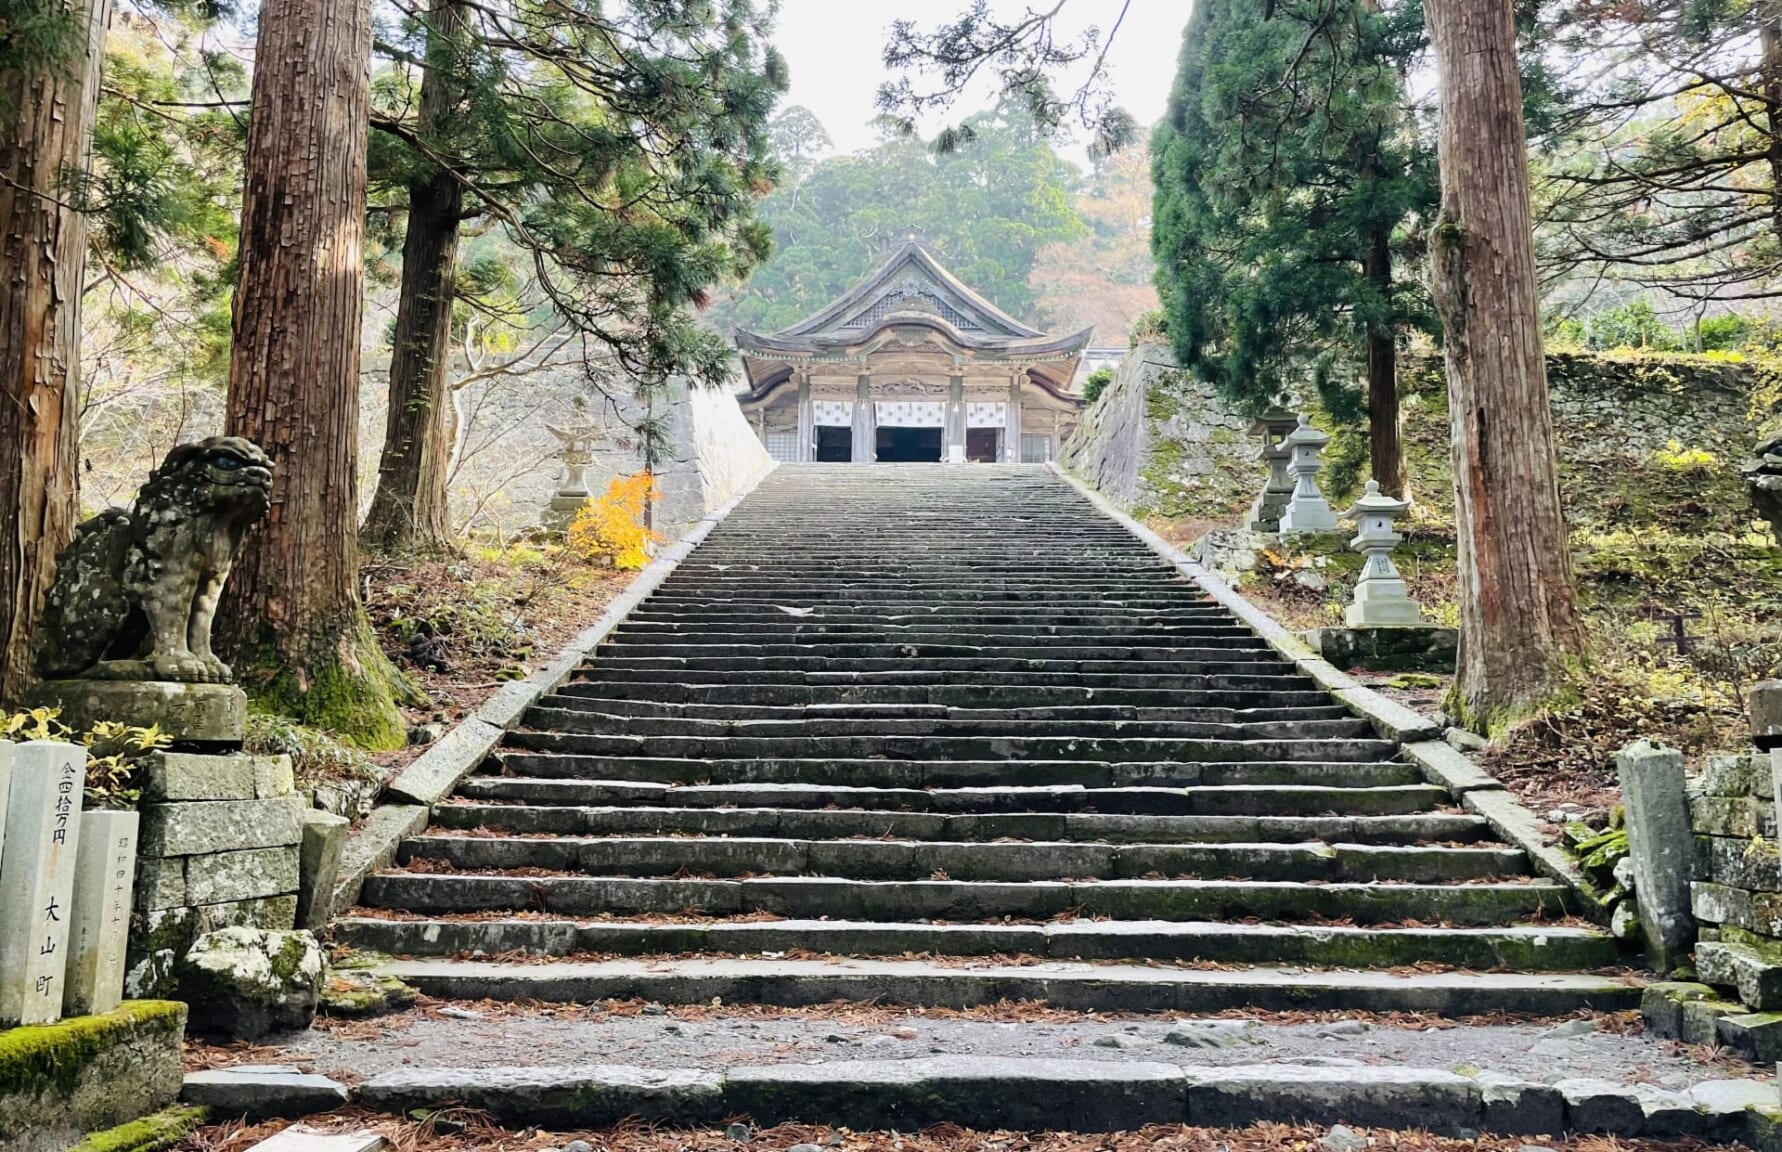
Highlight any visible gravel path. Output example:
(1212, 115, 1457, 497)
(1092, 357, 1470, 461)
(206, 1003, 1763, 1092)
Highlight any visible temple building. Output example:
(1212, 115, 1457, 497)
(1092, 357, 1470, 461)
(734, 243, 1092, 464)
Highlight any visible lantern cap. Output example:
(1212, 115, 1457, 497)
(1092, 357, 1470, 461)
(1283, 414, 1330, 449)
(1249, 406, 1301, 438)
(1345, 478, 1410, 519)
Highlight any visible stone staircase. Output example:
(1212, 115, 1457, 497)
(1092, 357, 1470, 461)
(340, 465, 1636, 1014)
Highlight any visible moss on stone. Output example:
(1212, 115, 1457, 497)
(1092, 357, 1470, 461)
(71, 1105, 207, 1152)
(244, 614, 414, 752)
(0, 1002, 186, 1100)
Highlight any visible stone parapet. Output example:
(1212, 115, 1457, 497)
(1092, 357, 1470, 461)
(125, 752, 302, 999)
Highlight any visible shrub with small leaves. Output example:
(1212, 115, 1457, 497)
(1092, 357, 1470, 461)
(567, 472, 662, 570)
(3, 708, 171, 808)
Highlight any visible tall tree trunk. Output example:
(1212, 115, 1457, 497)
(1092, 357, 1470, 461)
(0, 0, 110, 705)
(1425, 0, 1586, 734)
(1363, 221, 1407, 499)
(362, 0, 466, 553)
(217, 0, 411, 749)
(1763, 10, 1782, 245)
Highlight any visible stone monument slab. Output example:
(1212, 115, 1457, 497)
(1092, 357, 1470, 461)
(63, 808, 139, 1016)
(0, 741, 88, 1025)
(1618, 740, 1695, 972)
(0, 740, 13, 875)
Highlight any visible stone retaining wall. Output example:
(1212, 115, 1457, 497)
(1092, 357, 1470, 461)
(126, 753, 304, 999)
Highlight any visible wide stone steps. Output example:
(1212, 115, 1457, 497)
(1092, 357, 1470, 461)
(334, 916, 1616, 970)
(431, 802, 1491, 844)
(453, 777, 1454, 816)
(352, 465, 1622, 1016)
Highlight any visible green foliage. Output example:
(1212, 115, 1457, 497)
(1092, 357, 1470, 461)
(368, 0, 786, 394)
(1583, 300, 1681, 352)
(243, 713, 380, 790)
(2, 707, 171, 808)
(1081, 367, 1114, 404)
(710, 104, 1087, 333)
(1150, 0, 1437, 418)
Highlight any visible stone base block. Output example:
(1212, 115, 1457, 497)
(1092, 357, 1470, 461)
(0, 1000, 187, 1152)
(1699, 939, 1782, 1009)
(125, 897, 300, 1000)
(26, 681, 246, 748)
(1305, 625, 1459, 673)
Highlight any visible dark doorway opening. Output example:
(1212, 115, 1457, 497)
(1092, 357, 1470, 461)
(876, 426, 943, 462)
(815, 426, 852, 462)
(966, 427, 1001, 463)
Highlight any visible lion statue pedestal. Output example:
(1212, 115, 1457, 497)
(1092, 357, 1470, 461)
(26, 436, 274, 748)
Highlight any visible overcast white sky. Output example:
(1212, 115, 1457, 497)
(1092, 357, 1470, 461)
(770, 1, 1191, 158)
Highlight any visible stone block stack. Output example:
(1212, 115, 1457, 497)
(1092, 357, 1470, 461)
(126, 751, 304, 999)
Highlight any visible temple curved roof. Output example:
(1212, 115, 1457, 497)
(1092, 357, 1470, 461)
(735, 242, 1094, 393)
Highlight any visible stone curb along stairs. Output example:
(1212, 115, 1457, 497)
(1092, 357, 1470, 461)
(336, 464, 1635, 1017)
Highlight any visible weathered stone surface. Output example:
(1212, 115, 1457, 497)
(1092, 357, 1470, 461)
(1691, 796, 1776, 839)
(181, 1067, 349, 1119)
(1555, 1079, 1645, 1134)
(1307, 626, 1458, 673)
(135, 856, 186, 912)
(1186, 1064, 1481, 1133)
(1473, 1072, 1564, 1136)
(185, 846, 300, 906)
(1163, 1020, 1261, 1049)
(0, 741, 87, 1025)
(359, 1063, 724, 1128)
(1404, 741, 1500, 795)
(297, 810, 349, 931)
(139, 795, 304, 856)
(1700, 753, 1771, 798)
(331, 805, 429, 912)
(245, 1127, 388, 1152)
(26, 680, 248, 746)
(1640, 981, 1716, 1038)
(175, 927, 325, 1039)
(71, 1103, 209, 1152)
(319, 967, 417, 1018)
(384, 719, 503, 807)
(125, 896, 300, 999)
(1617, 740, 1695, 970)
(142, 752, 292, 802)
(64, 809, 139, 1017)
(725, 1056, 1189, 1131)
(1681, 997, 1750, 1046)
(1751, 681, 1782, 750)
(1717, 1012, 1782, 1063)
(1699, 940, 1782, 1009)
(0, 1000, 187, 1152)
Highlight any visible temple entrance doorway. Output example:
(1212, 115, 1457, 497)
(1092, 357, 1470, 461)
(876, 427, 942, 462)
(815, 426, 852, 462)
(966, 427, 1002, 463)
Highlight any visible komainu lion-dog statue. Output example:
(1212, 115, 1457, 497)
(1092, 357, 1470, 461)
(36, 436, 274, 684)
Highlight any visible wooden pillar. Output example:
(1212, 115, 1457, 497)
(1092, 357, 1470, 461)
(795, 372, 813, 463)
(1006, 371, 1024, 462)
(853, 373, 875, 462)
(946, 375, 966, 463)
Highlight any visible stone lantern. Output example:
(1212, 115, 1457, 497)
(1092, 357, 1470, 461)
(544, 398, 609, 529)
(1344, 479, 1423, 626)
(1277, 416, 1339, 534)
(1246, 406, 1302, 533)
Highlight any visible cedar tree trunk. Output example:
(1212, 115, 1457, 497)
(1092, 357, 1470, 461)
(0, 0, 110, 704)
(1425, 0, 1586, 733)
(217, 0, 412, 749)
(1363, 221, 1407, 499)
(362, 0, 466, 553)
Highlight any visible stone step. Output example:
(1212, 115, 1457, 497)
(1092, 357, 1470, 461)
(612, 625, 1261, 643)
(431, 803, 1490, 845)
(358, 872, 1567, 925)
(334, 915, 1615, 969)
(569, 669, 1316, 692)
(489, 752, 1421, 788)
(498, 732, 1401, 765)
(580, 656, 1293, 676)
(552, 682, 1338, 708)
(621, 608, 1241, 623)
(397, 834, 1528, 884)
(453, 777, 1452, 816)
(371, 956, 1640, 1015)
(533, 695, 1356, 724)
(594, 643, 1278, 662)
(520, 708, 1377, 742)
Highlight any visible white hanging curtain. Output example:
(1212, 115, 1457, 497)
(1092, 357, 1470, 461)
(965, 402, 1008, 429)
(812, 400, 855, 427)
(875, 401, 945, 428)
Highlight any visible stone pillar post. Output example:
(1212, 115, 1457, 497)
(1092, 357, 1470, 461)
(1006, 372, 1023, 462)
(853, 374, 875, 462)
(0, 742, 87, 1026)
(795, 372, 813, 463)
(946, 375, 966, 464)
(1617, 740, 1695, 973)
